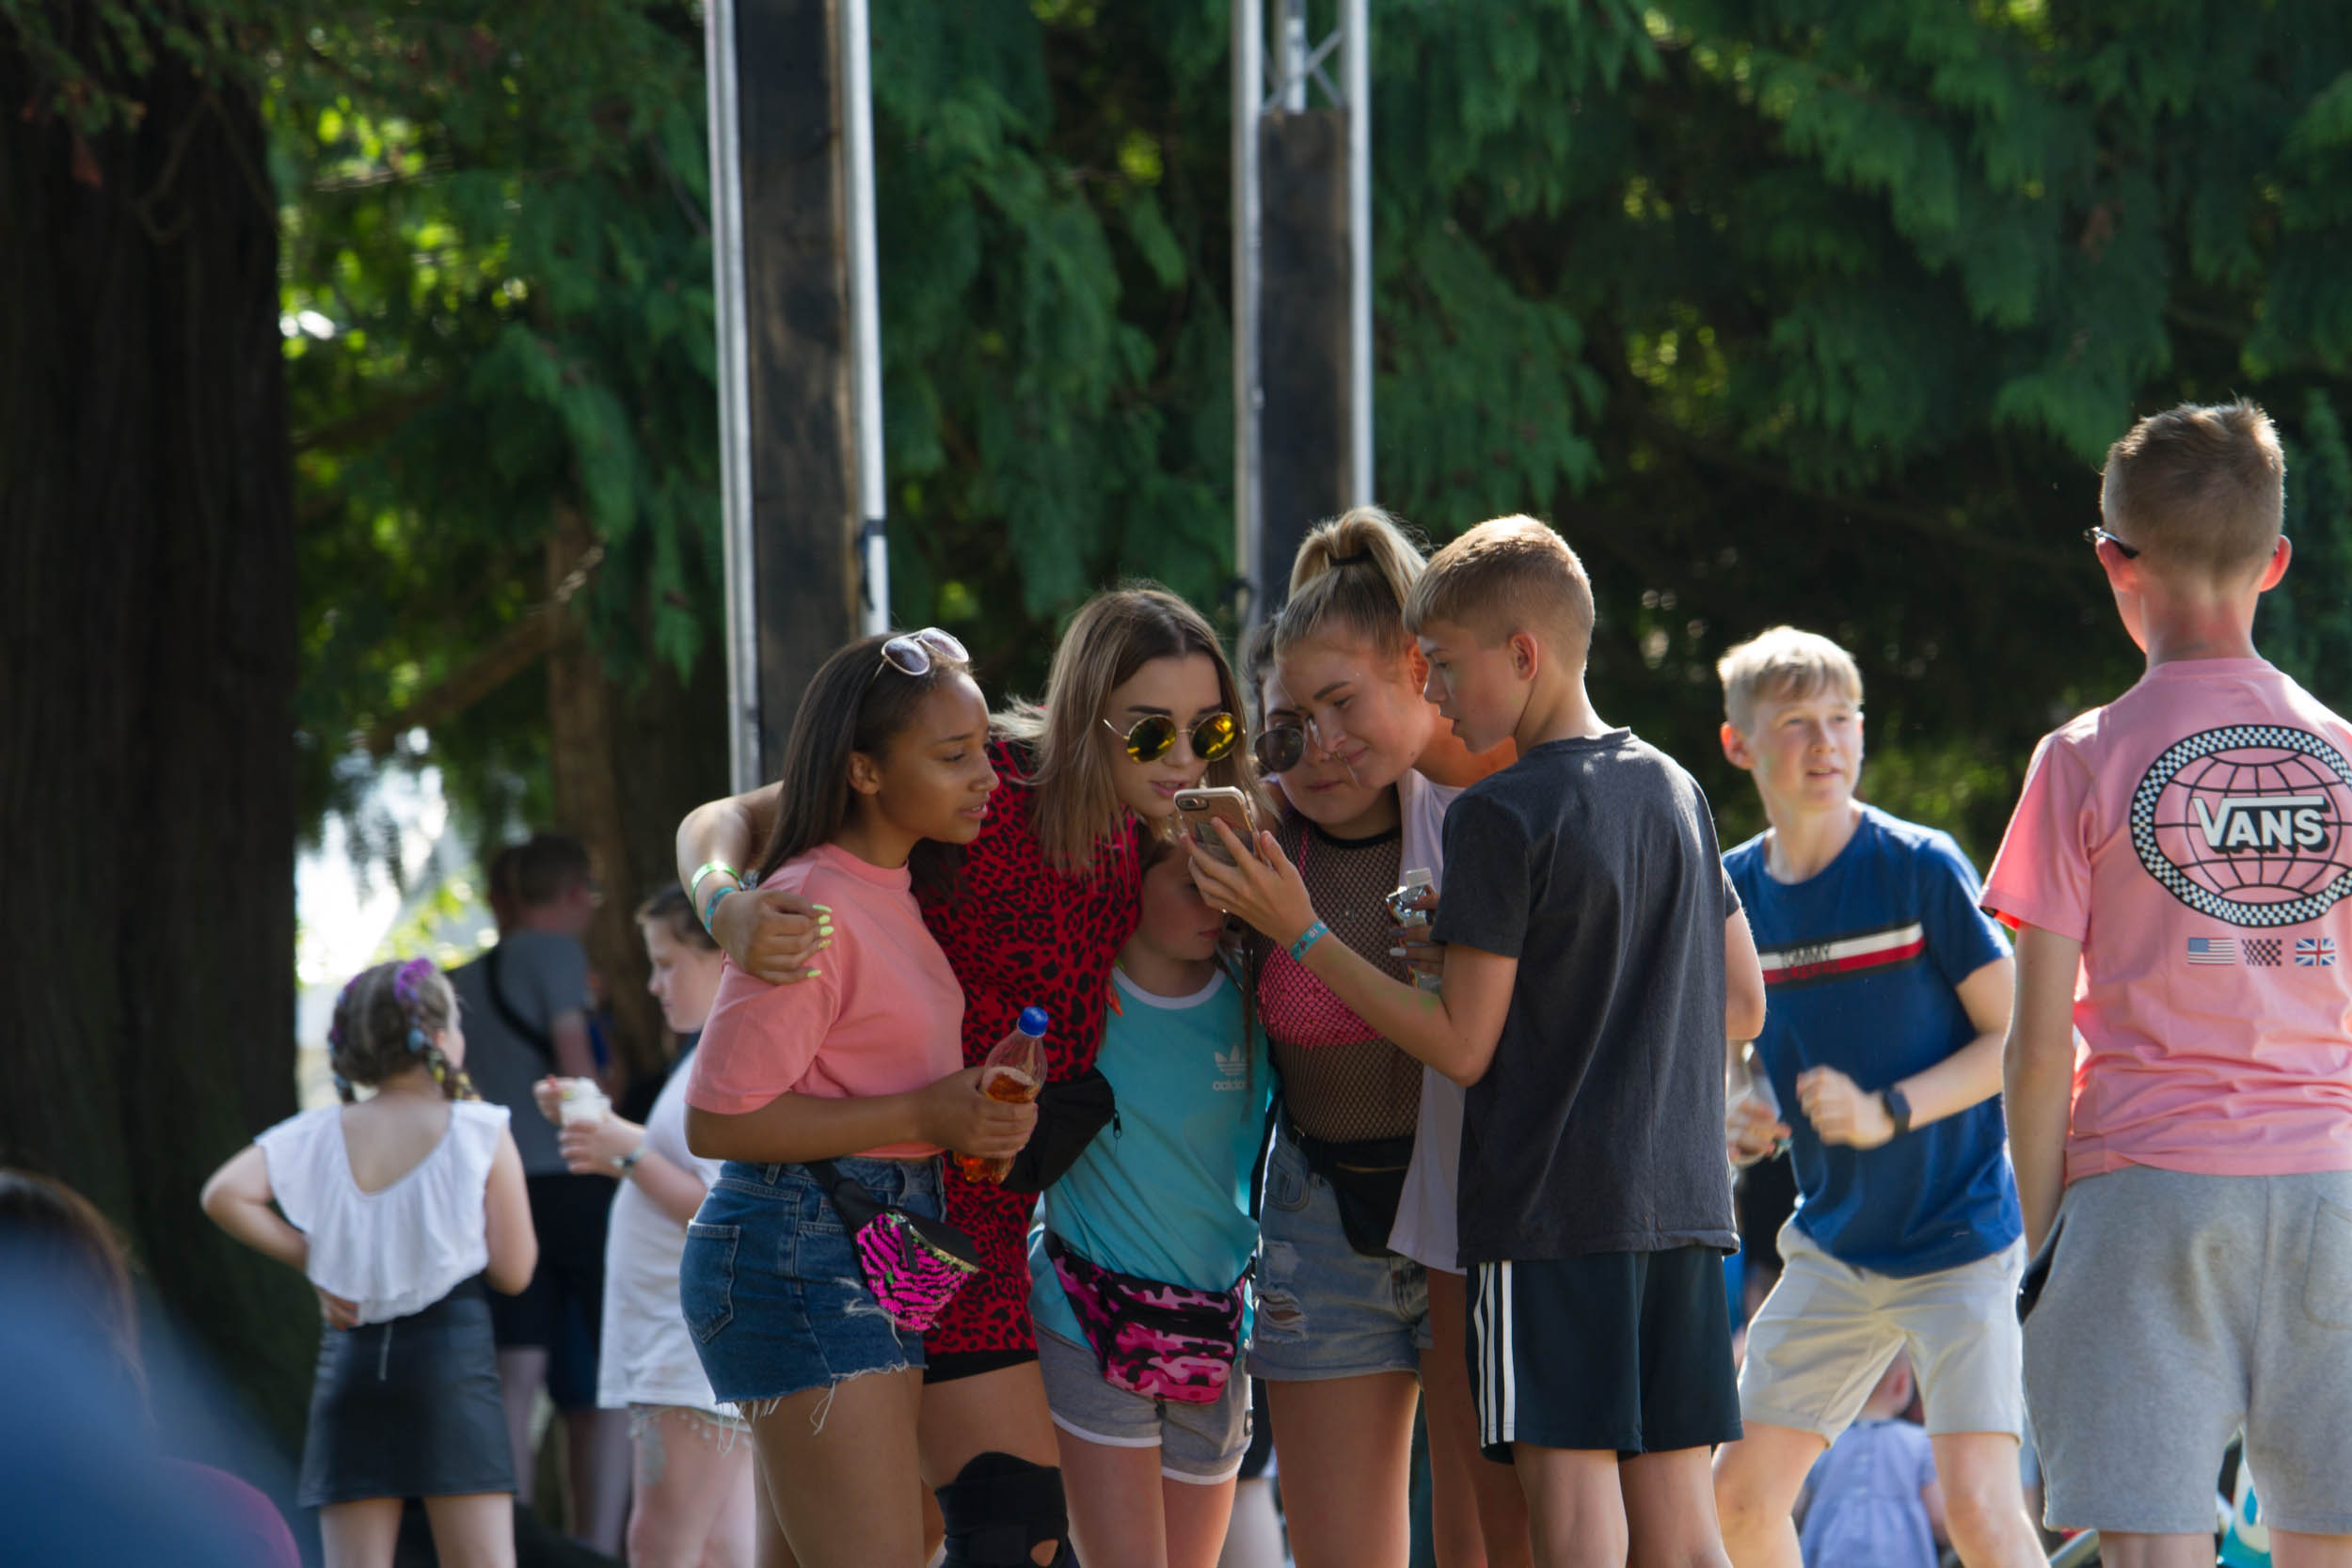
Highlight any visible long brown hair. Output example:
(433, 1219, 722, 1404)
(995, 586, 1256, 874)
(755, 632, 977, 883)
(1274, 505, 1429, 666)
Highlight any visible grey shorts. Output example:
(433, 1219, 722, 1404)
(1037, 1327, 1252, 1483)
(2024, 1164, 2352, 1536)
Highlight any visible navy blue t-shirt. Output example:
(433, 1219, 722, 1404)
(1724, 806, 2019, 1276)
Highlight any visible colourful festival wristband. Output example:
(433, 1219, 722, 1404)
(690, 860, 741, 903)
(1290, 919, 1330, 963)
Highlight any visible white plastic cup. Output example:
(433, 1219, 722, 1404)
(558, 1079, 609, 1126)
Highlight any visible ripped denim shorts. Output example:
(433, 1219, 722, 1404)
(681, 1156, 939, 1411)
(1247, 1125, 1431, 1382)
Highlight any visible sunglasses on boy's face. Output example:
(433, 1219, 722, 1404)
(1103, 711, 1241, 766)
(876, 626, 968, 678)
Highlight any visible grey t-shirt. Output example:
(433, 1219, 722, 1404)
(1433, 731, 1740, 1265)
(450, 930, 590, 1177)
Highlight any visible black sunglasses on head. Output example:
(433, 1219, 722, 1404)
(1104, 711, 1240, 766)
(2082, 527, 2140, 561)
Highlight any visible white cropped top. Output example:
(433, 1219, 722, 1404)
(256, 1100, 509, 1324)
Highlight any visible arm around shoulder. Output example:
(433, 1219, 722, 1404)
(481, 1127, 537, 1294)
(675, 783, 780, 899)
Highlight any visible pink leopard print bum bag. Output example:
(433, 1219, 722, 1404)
(1045, 1233, 1245, 1404)
(808, 1160, 981, 1334)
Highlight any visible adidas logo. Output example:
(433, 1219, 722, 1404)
(1213, 1045, 1248, 1091)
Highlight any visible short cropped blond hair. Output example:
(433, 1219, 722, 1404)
(2101, 401, 2284, 577)
(1403, 515, 1595, 666)
(1716, 626, 1864, 733)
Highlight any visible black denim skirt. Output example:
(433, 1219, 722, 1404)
(298, 1277, 515, 1507)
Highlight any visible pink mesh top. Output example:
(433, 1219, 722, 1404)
(1253, 812, 1423, 1142)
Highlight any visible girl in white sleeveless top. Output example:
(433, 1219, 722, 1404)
(201, 958, 535, 1568)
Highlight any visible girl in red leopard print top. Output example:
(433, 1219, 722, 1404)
(675, 587, 1258, 1568)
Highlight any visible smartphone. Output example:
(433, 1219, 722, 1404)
(1174, 786, 1260, 865)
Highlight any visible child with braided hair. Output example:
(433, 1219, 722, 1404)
(200, 958, 538, 1568)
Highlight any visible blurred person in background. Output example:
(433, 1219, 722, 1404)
(451, 832, 633, 1552)
(1792, 1355, 1945, 1568)
(0, 1167, 299, 1568)
(532, 885, 755, 1568)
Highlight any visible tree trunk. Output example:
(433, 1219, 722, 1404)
(545, 502, 667, 1088)
(0, 20, 310, 1443)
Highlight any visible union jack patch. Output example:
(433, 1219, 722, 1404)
(2296, 937, 2338, 967)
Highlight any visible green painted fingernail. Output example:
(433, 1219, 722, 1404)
(804, 967, 821, 977)
(812, 904, 832, 912)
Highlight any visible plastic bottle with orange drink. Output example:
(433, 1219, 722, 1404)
(956, 1006, 1050, 1183)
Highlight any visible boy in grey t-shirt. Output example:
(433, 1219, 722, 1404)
(1192, 516, 1767, 1568)
(446, 832, 628, 1548)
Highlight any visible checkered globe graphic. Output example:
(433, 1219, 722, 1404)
(2131, 725, 2352, 928)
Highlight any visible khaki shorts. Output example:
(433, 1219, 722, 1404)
(2025, 1164, 2352, 1537)
(1739, 1217, 2025, 1442)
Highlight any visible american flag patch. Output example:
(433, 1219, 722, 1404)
(2296, 937, 2337, 967)
(2244, 938, 2282, 966)
(2186, 937, 2237, 966)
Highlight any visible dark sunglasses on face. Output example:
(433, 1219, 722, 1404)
(1103, 711, 1240, 766)
(1254, 724, 1307, 775)
(878, 626, 969, 677)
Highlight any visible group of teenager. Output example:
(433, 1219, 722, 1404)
(195, 397, 2352, 1568)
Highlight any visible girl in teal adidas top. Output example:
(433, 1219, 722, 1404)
(1026, 836, 1273, 1568)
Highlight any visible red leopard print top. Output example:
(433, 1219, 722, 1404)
(916, 737, 1144, 1360)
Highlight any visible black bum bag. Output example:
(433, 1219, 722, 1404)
(1291, 1125, 1416, 1259)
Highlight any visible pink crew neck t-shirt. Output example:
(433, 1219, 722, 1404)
(1982, 657, 2352, 1183)
(688, 843, 966, 1159)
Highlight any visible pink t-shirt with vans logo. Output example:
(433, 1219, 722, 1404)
(688, 843, 966, 1158)
(1982, 657, 2352, 1182)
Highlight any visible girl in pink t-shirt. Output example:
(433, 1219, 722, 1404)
(677, 630, 1037, 1568)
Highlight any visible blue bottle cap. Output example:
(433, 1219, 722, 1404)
(1017, 1006, 1051, 1038)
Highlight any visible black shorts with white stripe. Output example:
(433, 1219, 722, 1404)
(1467, 1247, 1740, 1462)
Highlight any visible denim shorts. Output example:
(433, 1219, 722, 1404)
(681, 1156, 940, 1409)
(1248, 1127, 1431, 1382)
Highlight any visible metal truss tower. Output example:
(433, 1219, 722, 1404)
(1233, 0, 1374, 633)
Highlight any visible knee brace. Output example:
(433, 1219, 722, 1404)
(936, 1451, 1072, 1568)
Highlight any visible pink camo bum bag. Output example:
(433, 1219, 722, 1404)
(1045, 1233, 1245, 1404)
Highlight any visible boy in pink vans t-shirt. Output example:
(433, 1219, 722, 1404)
(1983, 402, 2352, 1552)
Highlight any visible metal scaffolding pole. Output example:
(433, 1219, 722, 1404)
(706, 0, 759, 793)
(707, 0, 884, 791)
(842, 0, 889, 641)
(1234, 0, 1374, 635)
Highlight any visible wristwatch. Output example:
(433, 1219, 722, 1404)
(612, 1143, 645, 1176)
(1879, 1085, 1914, 1139)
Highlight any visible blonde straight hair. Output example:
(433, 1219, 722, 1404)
(996, 586, 1257, 873)
(1274, 505, 1430, 666)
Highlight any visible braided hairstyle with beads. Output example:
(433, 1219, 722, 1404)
(327, 958, 476, 1102)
